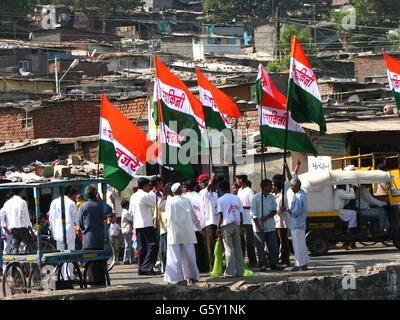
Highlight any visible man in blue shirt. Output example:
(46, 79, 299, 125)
(250, 179, 284, 271)
(286, 178, 309, 271)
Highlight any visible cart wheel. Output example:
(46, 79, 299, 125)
(2, 263, 27, 297)
(105, 238, 116, 272)
(83, 261, 111, 288)
(27, 264, 43, 291)
(308, 236, 330, 256)
(381, 241, 392, 247)
(58, 262, 84, 289)
(359, 242, 378, 246)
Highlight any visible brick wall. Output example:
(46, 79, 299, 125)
(0, 96, 148, 144)
(0, 107, 34, 142)
(355, 53, 400, 83)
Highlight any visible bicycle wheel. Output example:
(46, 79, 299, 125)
(2, 263, 27, 297)
(40, 240, 56, 252)
(105, 238, 116, 272)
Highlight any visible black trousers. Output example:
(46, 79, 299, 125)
(240, 224, 257, 266)
(10, 228, 36, 254)
(136, 226, 159, 272)
(85, 247, 107, 286)
(195, 231, 209, 273)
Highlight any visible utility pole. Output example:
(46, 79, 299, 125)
(275, 6, 281, 60)
(313, 3, 317, 48)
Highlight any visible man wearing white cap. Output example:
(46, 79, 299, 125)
(164, 183, 201, 285)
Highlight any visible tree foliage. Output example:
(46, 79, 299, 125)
(266, 24, 316, 73)
(332, 0, 400, 50)
(203, 0, 307, 29)
(0, 0, 37, 13)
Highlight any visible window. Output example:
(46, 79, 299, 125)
(227, 38, 237, 45)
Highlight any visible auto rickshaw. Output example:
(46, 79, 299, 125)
(298, 169, 400, 256)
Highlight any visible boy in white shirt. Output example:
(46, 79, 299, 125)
(108, 214, 121, 264)
(217, 180, 244, 278)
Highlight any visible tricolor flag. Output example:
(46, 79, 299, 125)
(99, 93, 155, 191)
(287, 35, 326, 134)
(195, 66, 241, 130)
(256, 64, 317, 156)
(383, 49, 400, 112)
(153, 55, 205, 178)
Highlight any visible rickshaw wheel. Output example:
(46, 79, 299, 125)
(308, 236, 330, 256)
(2, 263, 27, 297)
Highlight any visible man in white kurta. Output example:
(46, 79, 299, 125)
(164, 183, 201, 285)
(334, 185, 357, 230)
(49, 187, 79, 280)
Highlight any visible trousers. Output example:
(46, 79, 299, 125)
(222, 223, 243, 277)
(254, 231, 279, 267)
(136, 226, 159, 272)
(10, 228, 36, 254)
(240, 224, 257, 266)
(122, 232, 133, 264)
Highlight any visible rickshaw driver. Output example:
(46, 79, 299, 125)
(355, 185, 390, 235)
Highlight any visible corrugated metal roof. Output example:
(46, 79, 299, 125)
(302, 119, 400, 134)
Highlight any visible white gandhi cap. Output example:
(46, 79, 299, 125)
(171, 183, 181, 193)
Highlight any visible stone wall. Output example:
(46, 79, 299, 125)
(8, 262, 400, 300)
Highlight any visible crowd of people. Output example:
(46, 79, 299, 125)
(0, 159, 391, 287)
(116, 159, 314, 284)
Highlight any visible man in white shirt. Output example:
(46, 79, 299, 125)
(355, 185, 390, 233)
(182, 179, 208, 272)
(1, 189, 36, 254)
(129, 177, 159, 275)
(164, 183, 201, 285)
(49, 187, 79, 251)
(250, 179, 283, 271)
(217, 180, 244, 278)
(49, 186, 79, 280)
(334, 185, 358, 230)
(199, 172, 219, 272)
(236, 175, 257, 268)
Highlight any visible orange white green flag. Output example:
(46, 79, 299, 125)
(153, 55, 205, 178)
(287, 35, 326, 134)
(195, 66, 241, 130)
(383, 49, 400, 112)
(99, 93, 155, 190)
(256, 64, 317, 156)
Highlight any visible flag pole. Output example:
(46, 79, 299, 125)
(259, 105, 265, 223)
(154, 55, 172, 183)
(97, 94, 103, 180)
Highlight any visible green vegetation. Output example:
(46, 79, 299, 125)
(266, 24, 316, 73)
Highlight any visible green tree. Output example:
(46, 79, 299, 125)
(266, 24, 316, 73)
(332, 0, 400, 51)
(0, 0, 37, 12)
